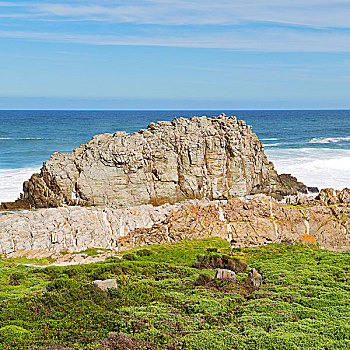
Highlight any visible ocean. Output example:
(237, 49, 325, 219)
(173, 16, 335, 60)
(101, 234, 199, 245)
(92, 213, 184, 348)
(0, 110, 349, 203)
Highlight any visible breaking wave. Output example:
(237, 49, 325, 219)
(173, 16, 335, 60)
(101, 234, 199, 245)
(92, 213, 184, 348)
(265, 148, 350, 190)
(0, 167, 40, 203)
(308, 136, 350, 144)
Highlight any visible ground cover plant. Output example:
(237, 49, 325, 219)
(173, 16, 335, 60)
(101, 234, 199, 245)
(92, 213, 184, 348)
(1, 238, 350, 349)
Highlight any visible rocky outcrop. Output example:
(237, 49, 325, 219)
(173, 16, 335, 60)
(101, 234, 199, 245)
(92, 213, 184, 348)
(0, 202, 179, 254)
(317, 188, 350, 205)
(2, 114, 300, 210)
(1, 192, 350, 255)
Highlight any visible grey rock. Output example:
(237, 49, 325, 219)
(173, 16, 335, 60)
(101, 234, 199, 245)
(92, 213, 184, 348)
(92, 279, 118, 291)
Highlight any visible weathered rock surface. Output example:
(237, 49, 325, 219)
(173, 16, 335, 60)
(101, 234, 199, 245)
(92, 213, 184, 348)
(2, 114, 300, 210)
(1, 192, 350, 255)
(317, 188, 350, 205)
(215, 269, 236, 280)
(0, 202, 179, 254)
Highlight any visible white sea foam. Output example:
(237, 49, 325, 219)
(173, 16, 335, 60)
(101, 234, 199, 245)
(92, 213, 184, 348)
(263, 143, 282, 147)
(0, 167, 40, 203)
(261, 138, 279, 141)
(308, 136, 350, 144)
(265, 148, 350, 190)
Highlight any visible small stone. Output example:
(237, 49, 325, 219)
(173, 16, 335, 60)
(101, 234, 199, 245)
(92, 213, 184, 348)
(92, 279, 118, 291)
(215, 268, 236, 280)
(248, 268, 262, 287)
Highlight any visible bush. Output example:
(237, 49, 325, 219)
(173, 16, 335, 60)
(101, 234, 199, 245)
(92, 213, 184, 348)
(123, 253, 137, 261)
(137, 248, 154, 257)
(0, 325, 32, 345)
(194, 273, 212, 286)
(46, 277, 82, 291)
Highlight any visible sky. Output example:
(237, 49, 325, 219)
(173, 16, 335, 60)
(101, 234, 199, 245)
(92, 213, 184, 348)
(0, 0, 350, 109)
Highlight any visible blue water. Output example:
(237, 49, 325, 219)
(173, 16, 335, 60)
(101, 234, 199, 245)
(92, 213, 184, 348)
(1, 110, 350, 202)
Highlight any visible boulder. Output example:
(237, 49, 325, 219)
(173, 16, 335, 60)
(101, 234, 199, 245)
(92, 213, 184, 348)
(92, 279, 118, 291)
(2, 114, 303, 210)
(215, 269, 236, 280)
(278, 174, 308, 194)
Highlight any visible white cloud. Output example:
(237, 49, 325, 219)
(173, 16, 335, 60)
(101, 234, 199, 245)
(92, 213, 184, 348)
(1, 1, 350, 52)
(0, 28, 349, 52)
(1, 1, 350, 28)
(30, 1, 350, 28)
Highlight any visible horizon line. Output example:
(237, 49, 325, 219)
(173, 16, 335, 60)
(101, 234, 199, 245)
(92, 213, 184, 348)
(1, 108, 350, 111)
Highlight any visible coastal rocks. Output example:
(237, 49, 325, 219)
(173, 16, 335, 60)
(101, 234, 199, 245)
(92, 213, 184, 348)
(317, 188, 350, 205)
(215, 269, 236, 280)
(1, 194, 350, 255)
(297, 234, 317, 246)
(0, 202, 179, 254)
(4, 114, 301, 210)
(278, 174, 308, 194)
(92, 279, 118, 291)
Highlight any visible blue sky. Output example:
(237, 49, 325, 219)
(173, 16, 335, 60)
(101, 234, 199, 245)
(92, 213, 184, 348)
(0, 0, 350, 109)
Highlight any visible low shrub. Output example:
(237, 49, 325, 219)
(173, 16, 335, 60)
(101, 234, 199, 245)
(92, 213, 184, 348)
(0, 325, 32, 345)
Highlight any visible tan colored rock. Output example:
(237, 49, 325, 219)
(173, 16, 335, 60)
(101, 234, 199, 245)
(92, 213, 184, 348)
(3, 114, 299, 211)
(317, 188, 350, 206)
(338, 188, 350, 203)
(318, 188, 339, 205)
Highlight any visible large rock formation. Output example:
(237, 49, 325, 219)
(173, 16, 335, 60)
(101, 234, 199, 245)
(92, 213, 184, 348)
(2, 114, 300, 210)
(1, 190, 350, 255)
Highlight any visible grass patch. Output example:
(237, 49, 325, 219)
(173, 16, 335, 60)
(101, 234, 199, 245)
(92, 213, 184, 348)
(1, 238, 350, 349)
(72, 247, 111, 256)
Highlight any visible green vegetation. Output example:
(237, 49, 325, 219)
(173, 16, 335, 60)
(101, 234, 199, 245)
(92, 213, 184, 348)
(3, 256, 56, 266)
(278, 203, 310, 210)
(72, 247, 111, 257)
(1, 238, 350, 349)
